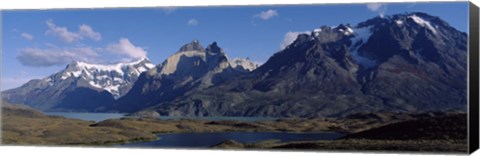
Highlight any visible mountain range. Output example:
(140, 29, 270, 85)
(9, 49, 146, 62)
(2, 12, 467, 117)
(2, 59, 155, 111)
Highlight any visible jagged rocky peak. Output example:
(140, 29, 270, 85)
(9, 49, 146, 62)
(283, 12, 463, 70)
(351, 12, 467, 68)
(151, 40, 233, 76)
(306, 12, 446, 39)
(395, 12, 452, 34)
(309, 24, 354, 36)
(357, 12, 451, 33)
(333, 24, 354, 35)
(206, 42, 223, 54)
(178, 39, 204, 52)
(289, 25, 355, 46)
(205, 41, 231, 70)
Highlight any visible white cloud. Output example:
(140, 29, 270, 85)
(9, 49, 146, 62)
(366, 3, 387, 17)
(17, 46, 99, 67)
(78, 24, 102, 41)
(162, 7, 177, 14)
(106, 38, 147, 61)
(187, 19, 199, 26)
(45, 20, 83, 43)
(280, 31, 309, 49)
(16, 37, 147, 67)
(20, 33, 34, 40)
(45, 20, 102, 43)
(255, 9, 278, 20)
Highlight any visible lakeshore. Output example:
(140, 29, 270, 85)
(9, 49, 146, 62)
(1, 103, 467, 152)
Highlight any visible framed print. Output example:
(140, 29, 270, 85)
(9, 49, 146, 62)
(1, 0, 479, 154)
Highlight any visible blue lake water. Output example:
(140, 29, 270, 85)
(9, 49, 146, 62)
(120, 132, 344, 148)
(42, 112, 343, 148)
(44, 112, 126, 122)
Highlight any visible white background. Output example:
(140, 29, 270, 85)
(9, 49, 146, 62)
(0, 0, 479, 155)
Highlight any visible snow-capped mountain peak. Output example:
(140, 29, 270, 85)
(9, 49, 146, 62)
(281, 12, 457, 71)
(229, 58, 260, 72)
(63, 58, 154, 80)
(57, 58, 155, 98)
(2, 58, 156, 111)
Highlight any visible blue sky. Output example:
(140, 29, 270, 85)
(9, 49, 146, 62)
(1, 2, 469, 90)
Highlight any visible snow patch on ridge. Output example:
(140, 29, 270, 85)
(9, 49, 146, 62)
(145, 63, 155, 69)
(104, 84, 121, 96)
(338, 27, 354, 36)
(408, 15, 437, 34)
(313, 28, 323, 36)
(349, 26, 377, 68)
(395, 20, 403, 25)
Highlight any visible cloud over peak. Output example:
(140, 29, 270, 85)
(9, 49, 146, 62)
(366, 3, 387, 17)
(367, 3, 383, 12)
(17, 37, 147, 67)
(280, 31, 309, 50)
(17, 46, 99, 67)
(106, 38, 148, 61)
